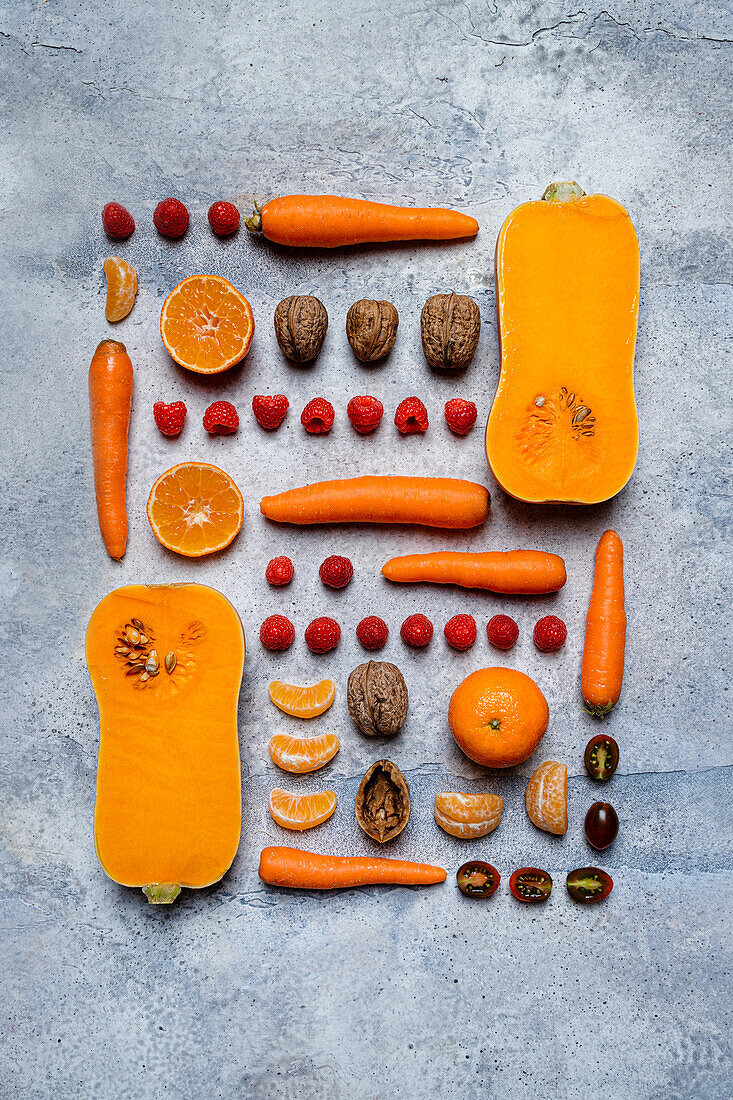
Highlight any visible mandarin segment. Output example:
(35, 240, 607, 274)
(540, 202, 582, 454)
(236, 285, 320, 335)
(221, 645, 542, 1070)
(434, 792, 504, 839)
(146, 462, 244, 557)
(268, 679, 335, 719)
(525, 760, 568, 835)
(160, 274, 254, 374)
(268, 732, 340, 773)
(268, 788, 337, 831)
(103, 256, 138, 322)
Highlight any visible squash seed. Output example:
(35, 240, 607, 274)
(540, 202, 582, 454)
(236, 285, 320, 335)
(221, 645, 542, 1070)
(165, 652, 177, 674)
(124, 627, 141, 646)
(139, 672, 149, 683)
(115, 646, 130, 656)
(131, 619, 145, 631)
(145, 651, 159, 675)
(572, 407, 591, 424)
(534, 395, 546, 407)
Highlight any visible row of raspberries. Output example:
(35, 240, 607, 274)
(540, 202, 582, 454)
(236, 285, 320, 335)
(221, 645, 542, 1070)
(103, 199, 240, 240)
(260, 613, 568, 653)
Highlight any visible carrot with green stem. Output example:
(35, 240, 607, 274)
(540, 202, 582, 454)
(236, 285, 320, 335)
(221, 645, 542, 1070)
(88, 339, 133, 559)
(582, 530, 626, 716)
(382, 550, 566, 594)
(258, 847, 446, 889)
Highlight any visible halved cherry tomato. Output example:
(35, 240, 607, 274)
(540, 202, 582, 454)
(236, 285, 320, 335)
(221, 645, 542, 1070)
(509, 867, 552, 903)
(584, 734, 619, 781)
(456, 861, 500, 898)
(584, 801, 619, 850)
(566, 867, 613, 903)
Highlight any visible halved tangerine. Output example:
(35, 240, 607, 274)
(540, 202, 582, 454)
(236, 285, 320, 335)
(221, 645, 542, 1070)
(103, 256, 137, 322)
(146, 462, 244, 557)
(525, 760, 568, 835)
(268, 733, 340, 773)
(268, 679, 335, 719)
(268, 788, 337, 831)
(160, 274, 254, 374)
(434, 792, 504, 839)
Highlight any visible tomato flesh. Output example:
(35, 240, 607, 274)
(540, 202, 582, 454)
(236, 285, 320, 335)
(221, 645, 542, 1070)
(566, 867, 613, 903)
(584, 801, 619, 850)
(456, 861, 500, 898)
(584, 734, 619, 781)
(509, 867, 552, 903)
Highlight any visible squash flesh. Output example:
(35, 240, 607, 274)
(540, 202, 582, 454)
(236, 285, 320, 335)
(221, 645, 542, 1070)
(487, 193, 640, 503)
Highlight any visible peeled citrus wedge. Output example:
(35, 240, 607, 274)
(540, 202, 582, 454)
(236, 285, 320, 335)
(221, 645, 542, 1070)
(268, 679, 335, 718)
(103, 256, 137, 322)
(434, 792, 504, 839)
(525, 761, 568, 835)
(160, 274, 254, 374)
(268, 733, 340, 773)
(268, 788, 337, 831)
(146, 462, 244, 557)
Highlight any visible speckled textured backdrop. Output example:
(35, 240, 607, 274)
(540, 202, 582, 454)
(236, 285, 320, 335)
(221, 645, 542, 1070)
(1, 2, 731, 1097)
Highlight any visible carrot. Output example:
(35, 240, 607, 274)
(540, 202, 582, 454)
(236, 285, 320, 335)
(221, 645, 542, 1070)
(88, 339, 133, 559)
(258, 846, 446, 889)
(244, 195, 478, 248)
(382, 550, 566, 594)
(260, 476, 489, 529)
(581, 530, 626, 716)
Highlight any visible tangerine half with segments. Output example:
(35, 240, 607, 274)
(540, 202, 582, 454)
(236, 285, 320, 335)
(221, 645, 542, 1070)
(146, 462, 244, 557)
(160, 274, 254, 374)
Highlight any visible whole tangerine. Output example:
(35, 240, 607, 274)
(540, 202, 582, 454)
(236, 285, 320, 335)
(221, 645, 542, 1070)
(448, 667, 549, 768)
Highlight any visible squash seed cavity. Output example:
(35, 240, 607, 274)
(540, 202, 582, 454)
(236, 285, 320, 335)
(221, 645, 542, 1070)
(517, 387, 596, 468)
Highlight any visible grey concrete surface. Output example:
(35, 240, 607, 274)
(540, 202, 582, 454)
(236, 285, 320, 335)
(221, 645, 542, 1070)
(1, 2, 731, 1097)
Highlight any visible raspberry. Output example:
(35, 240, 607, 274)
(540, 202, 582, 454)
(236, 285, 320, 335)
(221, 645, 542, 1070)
(301, 398, 335, 434)
(319, 555, 353, 589)
(445, 398, 478, 435)
(265, 556, 294, 586)
(304, 617, 341, 653)
(252, 394, 289, 431)
(102, 202, 135, 240)
(395, 397, 428, 434)
(487, 614, 519, 651)
(444, 613, 477, 651)
(260, 615, 295, 651)
(153, 400, 187, 437)
(400, 613, 433, 647)
(533, 615, 567, 652)
(356, 616, 389, 650)
(208, 200, 240, 237)
(153, 197, 189, 239)
(347, 395, 384, 434)
(203, 401, 239, 435)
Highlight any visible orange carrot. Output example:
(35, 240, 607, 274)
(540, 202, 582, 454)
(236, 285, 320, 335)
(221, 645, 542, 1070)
(89, 339, 133, 559)
(581, 530, 626, 716)
(258, 846, 446, 889)
(245, 195, 478, 248)
(382, 550, 566, 594)
(260, 476, 489, 529)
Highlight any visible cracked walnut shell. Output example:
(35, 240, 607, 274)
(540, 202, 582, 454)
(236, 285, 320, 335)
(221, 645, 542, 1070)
(355, 759, 411, 843)
(274, 295, 328, 362)
(346, 299, 399, 362)
(421, 291, 480, 370)
(347, 660, 408, 737)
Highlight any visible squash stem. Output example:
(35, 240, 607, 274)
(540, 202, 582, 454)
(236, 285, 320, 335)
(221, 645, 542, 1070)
(542, 181, 586, 203)
(244, 202, 263, 233)
(142, 883, 181, 905)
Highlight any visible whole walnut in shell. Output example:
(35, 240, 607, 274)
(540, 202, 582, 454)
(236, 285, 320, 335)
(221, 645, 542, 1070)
(355, 759, 411, 843)
(421, 291, 480, 370)
(347, 660, 408, 737)
(346, 299, 399, 362)
(274, 295, 328, 362)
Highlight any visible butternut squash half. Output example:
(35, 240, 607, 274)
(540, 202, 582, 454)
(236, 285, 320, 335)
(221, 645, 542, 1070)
(487, 182, 640, 504)
(86, 584, 245, 904)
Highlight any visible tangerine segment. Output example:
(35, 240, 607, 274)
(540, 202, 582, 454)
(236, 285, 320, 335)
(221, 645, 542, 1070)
(268, 788, 337, 831)
(449, 667, 549, 768)
(103, 256, 138, 322)
(268, 733, 340, 773)
(434, 792, 504, 839)
(525, 760, 568, 835)
(268, 679, 335, 719)
(160, 274, 254, 374)
(146, 462, 244, 557)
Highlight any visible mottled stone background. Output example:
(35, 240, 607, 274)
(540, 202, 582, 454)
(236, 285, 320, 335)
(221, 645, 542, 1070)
(1, 2, 731, 1097)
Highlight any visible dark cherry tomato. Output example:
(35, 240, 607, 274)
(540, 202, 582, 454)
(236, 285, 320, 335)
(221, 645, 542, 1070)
(584, 801, 619, 850)
(584, 734, 619, 781)
(509, 867, 552, 903)
(456, 861, 500, 898)
(566, 867, 613, 903)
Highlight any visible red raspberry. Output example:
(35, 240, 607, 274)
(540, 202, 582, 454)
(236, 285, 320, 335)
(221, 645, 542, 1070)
(487, 614, 519, 651)
(265, 556, 294, 586)
(153, 400, 187, 437)
(444, 613, 477, 651)
(102, 202, 135, 240)
(252, 394, 289, 431)
(208, 200, 240, 237)
(203, 401, 239, 435)
(533, 615, 567, 652)
(444, 398, 478, 435)
(301, 398, 335, 434)
(400, 613, 433, 647)
(356, 616, 389, 650)
(319, 554, 353, 588)
(304, 617, 341, 653)
(395, 397, 428, 434)
(260, 615, 295, 651)
(153, 197, 189, 239)
(347, 395, 384, 434)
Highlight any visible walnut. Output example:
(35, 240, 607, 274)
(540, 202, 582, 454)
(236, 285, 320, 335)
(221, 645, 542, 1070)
(347, 660, 408, 737)
(346, 299, 399, 362)
(355, 760, 411, 843)
(420, 291, 480, 370)
(273, 295, 328, 362)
